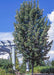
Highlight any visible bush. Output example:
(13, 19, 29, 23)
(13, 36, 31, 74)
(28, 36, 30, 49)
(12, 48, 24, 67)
(0, 68, 15, 75)
(19, 62, 26, 73)
(0, 59, 13, 72)
(0, 68, 6, 75)
(30, 66, 54, 73)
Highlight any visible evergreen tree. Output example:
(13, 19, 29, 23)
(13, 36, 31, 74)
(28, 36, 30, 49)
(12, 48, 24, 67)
(13, 0, 53, 75)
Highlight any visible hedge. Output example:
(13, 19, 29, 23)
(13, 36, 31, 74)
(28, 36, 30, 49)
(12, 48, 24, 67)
(0, 68, 15, 75)
(30, 66, 54, 73)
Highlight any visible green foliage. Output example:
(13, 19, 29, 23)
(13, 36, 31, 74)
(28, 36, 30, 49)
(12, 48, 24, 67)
(13, 0, 53, 74)
(0, 68, 15, 75)
(0, 69, 6, 75)
(13, 0, 53, 66)
(0, 59, 13, 72)
(19, 62, 26, 73)
(15, 50, 20, 71)
(51, 60, 54, 66)
(30, 66, 54, 73)
(15, 56, 20, 70)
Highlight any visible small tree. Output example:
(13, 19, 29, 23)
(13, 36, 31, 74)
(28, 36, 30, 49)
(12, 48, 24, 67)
(15, 56, 19, 71)
(13, 0, 53, 75)
(15, 50, 20, 71)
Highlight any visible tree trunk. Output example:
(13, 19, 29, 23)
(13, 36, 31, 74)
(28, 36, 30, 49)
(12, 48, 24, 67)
(32, 63, 34, 75)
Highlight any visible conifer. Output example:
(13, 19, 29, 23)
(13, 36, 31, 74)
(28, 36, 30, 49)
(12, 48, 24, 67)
(13, 0, 53, 75)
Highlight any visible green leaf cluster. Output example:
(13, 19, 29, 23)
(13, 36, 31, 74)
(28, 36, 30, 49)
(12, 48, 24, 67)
(15, 54, 20, 70)
(30, 66, 54, 73)
(0, 59, 13, 72)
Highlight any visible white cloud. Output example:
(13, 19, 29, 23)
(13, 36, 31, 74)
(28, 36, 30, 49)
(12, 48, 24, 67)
(48, 11, 54, 23)
(47, 11, 54, 61)
(0, 32, 14, 41)
(48, 51, 54, 61)
(48, 23, 54, 42)
(48, 11, 54, 42)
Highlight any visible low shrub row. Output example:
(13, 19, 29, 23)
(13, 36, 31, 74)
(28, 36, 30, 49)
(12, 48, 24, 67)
(30, 66, 54, 73)
(0, 59, 13, 72)
(0, 68, 15, 75)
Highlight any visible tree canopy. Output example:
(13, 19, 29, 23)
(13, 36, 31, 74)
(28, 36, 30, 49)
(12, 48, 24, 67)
(13, 0, 53, 74)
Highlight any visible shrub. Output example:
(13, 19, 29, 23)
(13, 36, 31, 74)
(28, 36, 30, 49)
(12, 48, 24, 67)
(0, 59, 13, 72)
(0, 68, 6, 75)
(19, 62, 26, 73)
(30, 66, 54, 73)
(0, 68, 15, 75)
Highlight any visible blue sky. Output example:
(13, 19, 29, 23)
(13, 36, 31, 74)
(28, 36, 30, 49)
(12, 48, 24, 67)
(0, 0, 54, 32)
(0, 0, 54, 60)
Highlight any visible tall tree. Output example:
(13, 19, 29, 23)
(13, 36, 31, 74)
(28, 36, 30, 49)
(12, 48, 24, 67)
(13, 0, 53, 75)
